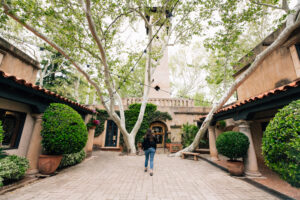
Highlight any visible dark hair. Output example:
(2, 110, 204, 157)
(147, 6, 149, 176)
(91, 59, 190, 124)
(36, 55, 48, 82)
(145, 128, 154, 142)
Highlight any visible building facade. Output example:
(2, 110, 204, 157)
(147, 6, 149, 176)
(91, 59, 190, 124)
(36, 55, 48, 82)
(206, 25, 300, 177)
(0, 37, 95, 174)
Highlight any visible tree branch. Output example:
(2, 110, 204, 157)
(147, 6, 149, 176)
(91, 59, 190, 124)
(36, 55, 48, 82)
(2, 1, 111, 113)
(173, 5, 300, 157)
(130, 7, 150, 27)
(250, 0, 289, 12)
(83, 0, 117, 113)
(103, 11, 133, 36)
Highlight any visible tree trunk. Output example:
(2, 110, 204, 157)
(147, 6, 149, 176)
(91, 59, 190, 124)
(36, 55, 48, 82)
(172, 5, 300, 157)
(127, 134, 136, 154)
(74, 76, 80, 100)
(85, 84, 90, 104)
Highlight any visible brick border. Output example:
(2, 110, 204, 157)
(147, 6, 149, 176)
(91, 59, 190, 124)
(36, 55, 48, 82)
(199, 156, 295, 200)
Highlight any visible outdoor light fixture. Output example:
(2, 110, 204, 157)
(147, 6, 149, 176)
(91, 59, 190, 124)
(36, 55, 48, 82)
(154, 85, 160, 91)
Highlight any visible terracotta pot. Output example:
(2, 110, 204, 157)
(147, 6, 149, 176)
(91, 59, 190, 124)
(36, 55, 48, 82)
(137, 142, 142, 148)
(165, 143, 170, 148)
(38, 154, 63, 175)
(226, 160, 244, 176)
(89, 126, 96, 129)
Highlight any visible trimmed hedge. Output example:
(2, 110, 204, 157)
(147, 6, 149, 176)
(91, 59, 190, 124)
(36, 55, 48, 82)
(41, 103, 88, 155)
(262, 100, 300, 188)
(216, 131, 249, 160)
(0, 155, 29, 186)
(58, 149, 86, 169)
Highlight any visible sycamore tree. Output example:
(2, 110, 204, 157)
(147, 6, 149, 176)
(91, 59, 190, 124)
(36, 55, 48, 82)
(173, 0, 300, 156)
(0, 0, 208, 154)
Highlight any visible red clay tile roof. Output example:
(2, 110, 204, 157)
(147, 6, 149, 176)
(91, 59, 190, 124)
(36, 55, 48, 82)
(199, 79, 300, 120)
(0, 70, 94, 113)
(217, 79, 300, 114)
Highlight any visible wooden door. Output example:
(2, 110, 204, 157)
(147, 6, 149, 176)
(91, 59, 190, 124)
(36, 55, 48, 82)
(151, 124, 165, 148)
(105, 120, 118, 147)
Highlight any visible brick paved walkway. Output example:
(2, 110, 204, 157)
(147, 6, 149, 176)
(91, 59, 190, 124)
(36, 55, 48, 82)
(1, 151, 278, 200)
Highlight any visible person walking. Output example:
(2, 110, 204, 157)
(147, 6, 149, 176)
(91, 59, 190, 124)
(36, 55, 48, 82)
(142, 129, 157, 176)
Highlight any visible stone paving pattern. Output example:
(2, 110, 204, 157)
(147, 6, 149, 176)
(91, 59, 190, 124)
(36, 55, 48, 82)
(0, 151, 279, 200)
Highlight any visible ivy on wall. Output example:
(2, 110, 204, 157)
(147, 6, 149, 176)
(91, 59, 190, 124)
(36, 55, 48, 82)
(94, 109, 109, 137)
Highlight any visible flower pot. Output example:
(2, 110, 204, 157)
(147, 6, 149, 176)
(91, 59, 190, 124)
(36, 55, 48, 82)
(38, 154, 63, 175)
(165, 143, 170, 149)
(226, 160, 244, 176)
(137, 142, 142, 148)
(89, 126, 96, 129)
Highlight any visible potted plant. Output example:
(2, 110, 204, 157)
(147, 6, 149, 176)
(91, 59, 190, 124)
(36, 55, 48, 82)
(216, 131, 249, 176)
(87, 117, 100, 130)
(137, 137, 143, 149)
(165, 138, 171, 149)
(39, 103, 88, 174)
(216, 120, 226, 130)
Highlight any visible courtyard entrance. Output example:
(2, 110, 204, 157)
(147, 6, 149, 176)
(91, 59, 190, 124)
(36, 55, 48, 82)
(150, 122, 167, 148)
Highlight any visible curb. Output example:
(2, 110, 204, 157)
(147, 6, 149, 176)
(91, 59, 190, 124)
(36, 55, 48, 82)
(0, 177, 39, 195)
(199, 156, 295, 200)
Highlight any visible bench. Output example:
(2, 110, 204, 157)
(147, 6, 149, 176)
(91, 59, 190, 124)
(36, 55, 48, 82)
(194, 148, 210, 154)
(181, 152, 200, 161)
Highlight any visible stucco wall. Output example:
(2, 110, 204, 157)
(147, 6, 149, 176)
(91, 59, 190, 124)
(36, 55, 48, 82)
(0, 97, 34, 157)
(93, 131, 105, 147)
(0, 52, 38, 83)
(236, 46, 298, 101)
(157, 106, 209, 142)
(147, 47, 171, 98)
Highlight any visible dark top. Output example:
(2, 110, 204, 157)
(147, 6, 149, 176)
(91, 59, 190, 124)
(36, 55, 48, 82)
(142, 136, 157, 151)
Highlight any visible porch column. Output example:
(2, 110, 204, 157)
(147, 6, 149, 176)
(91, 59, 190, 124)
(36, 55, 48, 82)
(26, 114, 43, 174)
(85, 127, 95, 158)
(238, 120, 261, 177)
(208, 126, 219, 161)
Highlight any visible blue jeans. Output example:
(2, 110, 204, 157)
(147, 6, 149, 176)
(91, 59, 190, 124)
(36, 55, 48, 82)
(144, 148, 155, 169)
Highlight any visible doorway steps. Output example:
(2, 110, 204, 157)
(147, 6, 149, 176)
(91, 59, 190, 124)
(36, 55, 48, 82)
(100, 147, 121, 152)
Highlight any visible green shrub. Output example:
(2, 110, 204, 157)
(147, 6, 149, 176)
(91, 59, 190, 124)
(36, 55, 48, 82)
(182, 124, 199, 148)
(165, 138, 171, 143)
(217, 120, 226, 129)
(0, 155, 29, 185)
(58, 149, 86, 169)
(0, 177, 3, 187)
(41, 103, 88, 155)
(216, 131, 249, 160)
(262, 100, 300, 188)
(0, 120, 3, 143)
(0, 120, 5, 158)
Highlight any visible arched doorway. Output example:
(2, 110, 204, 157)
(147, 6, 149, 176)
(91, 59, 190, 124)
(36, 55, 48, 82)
(150, 121, 167, 148)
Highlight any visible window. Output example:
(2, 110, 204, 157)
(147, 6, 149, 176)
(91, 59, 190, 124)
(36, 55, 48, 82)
(296, 44, 300, 60)
(152, 126, 163, 133)
(0, 109, 26, 149)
